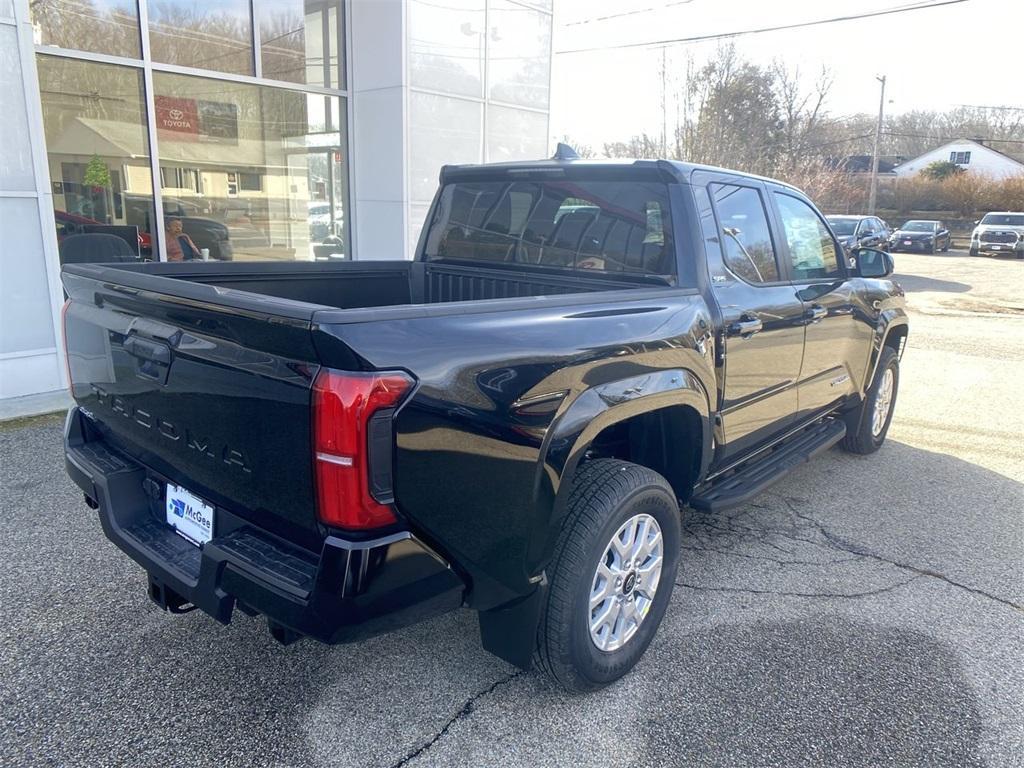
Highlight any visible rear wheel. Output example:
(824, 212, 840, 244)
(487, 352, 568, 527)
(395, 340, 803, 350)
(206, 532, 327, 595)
(841, 347, 899, 454)
(535, 459, 681, 692)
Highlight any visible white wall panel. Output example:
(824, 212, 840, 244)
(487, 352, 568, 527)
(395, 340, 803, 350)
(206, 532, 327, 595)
(0, 24, 35, 190)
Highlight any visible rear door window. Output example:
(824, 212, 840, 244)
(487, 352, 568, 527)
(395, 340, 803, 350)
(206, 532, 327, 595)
(709, 183, 781, 283)
(423, 179, 676, 279)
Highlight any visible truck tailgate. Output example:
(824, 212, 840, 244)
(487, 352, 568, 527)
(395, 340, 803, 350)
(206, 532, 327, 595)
(62, 266, 324, 542)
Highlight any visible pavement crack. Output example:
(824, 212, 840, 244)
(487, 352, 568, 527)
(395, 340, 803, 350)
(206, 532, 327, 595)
(676, 575, 921, 600)
(387, 671, 523, 768)
(784, 504, 1024, 614)
(679, 543, 860, 567)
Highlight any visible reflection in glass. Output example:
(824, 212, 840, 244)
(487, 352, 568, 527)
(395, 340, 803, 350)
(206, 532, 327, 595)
(36, 55, 156, 259)
(148, 0, 253, 76)
(31, 0, 141, 59)
(153, 72, 349, 261)
(711, 183, 779, 283)
(258, 0, 344, 87)
(487, 104, 547, 163)
(487, 0, 551, 109)
(409, 91, 482, 202)
(409, 0, 484, 98)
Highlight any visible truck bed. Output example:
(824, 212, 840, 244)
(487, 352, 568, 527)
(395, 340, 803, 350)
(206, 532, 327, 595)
(93, 259, 666, 313)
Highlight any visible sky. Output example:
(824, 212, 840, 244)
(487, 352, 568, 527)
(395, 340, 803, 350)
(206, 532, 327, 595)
(549, 0, 1024, 149)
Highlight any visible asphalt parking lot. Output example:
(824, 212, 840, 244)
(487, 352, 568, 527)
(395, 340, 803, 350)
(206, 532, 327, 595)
(1, 250, 1021, 768)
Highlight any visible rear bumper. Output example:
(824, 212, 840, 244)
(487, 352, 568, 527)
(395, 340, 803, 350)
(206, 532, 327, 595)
(64, 407, 464, 644)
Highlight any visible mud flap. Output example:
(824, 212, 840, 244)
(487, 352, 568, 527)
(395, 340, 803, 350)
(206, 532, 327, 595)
(478, 576, 547, 670)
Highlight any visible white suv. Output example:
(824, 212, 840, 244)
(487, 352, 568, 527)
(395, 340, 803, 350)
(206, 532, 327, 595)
(971, 212, 1024, 258)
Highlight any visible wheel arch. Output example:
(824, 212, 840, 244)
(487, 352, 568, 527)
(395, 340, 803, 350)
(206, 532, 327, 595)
(531, 369, 711, 571)
(864, 313, 908, 395)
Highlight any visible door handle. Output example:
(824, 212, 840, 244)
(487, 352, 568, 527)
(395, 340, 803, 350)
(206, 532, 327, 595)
(804, 304, 827, 323)
(124, 335, 171, 365)
(727, 315, 763, 337)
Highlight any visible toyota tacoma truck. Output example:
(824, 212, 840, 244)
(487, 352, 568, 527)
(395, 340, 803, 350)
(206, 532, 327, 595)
(62, 150, 908, 692)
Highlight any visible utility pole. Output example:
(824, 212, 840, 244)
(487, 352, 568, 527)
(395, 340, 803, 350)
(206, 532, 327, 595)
(868, 74, 886, 215)
(660, 46, 668, 157)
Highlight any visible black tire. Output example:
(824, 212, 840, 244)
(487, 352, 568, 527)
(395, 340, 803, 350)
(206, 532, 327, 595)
(841, 347, 899, 454)
(535, 459, 681, 692)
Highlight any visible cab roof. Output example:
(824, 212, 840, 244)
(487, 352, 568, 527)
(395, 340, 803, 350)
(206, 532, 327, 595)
(439, 155, 802, 194)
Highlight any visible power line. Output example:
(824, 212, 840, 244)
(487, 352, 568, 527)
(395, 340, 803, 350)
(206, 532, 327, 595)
(555, 0, 969, 54)
(955, 104, 1024, 112)
(882, 131, 1024, 145)
(563, 0, 696, 27)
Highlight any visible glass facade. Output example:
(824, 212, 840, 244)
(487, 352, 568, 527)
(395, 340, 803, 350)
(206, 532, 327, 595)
(31, 0, 141, 59)
(406, 0, 552, 247)
(258, 0, 345, 87)
(153, 72, 348, 260)
(31, 0, 351, 263)
(37, 55, 156, 258)
(148, 0, 254, 76)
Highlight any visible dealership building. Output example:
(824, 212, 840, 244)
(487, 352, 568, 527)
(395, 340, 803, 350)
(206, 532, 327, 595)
(0, 0, 553, 415)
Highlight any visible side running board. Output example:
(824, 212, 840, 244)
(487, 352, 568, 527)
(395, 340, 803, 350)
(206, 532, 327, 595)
(690, 419, 846, 513)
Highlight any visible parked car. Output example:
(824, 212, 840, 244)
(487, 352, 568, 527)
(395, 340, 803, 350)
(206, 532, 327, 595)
(970, 211, 1024, 258)
(308, 201, 344, 244)
(61, 152, 907, 692)
(888, 220, 950, 253)
(826, 214, 892, 252)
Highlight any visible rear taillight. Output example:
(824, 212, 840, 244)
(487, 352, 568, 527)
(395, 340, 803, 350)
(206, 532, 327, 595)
(60, 299, 72, 395)
(312, 369, 414, 530)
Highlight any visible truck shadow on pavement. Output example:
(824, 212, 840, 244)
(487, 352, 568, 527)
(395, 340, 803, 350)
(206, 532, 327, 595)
(636, 616, 984, 768)
(893, 272, 971, 294)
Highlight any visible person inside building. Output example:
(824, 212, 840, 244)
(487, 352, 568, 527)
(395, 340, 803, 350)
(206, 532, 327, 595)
(164, 217, 201, 261)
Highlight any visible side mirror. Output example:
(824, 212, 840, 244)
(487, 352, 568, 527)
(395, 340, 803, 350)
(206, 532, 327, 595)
(852, 247, 894, 278)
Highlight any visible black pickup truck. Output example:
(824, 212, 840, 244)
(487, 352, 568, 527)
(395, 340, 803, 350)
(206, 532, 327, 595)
(62, 154, 907, 692)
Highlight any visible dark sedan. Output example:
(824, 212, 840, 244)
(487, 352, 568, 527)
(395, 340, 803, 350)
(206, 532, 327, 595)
(889, 220, 950, 253)
(826, 215, 892, 252)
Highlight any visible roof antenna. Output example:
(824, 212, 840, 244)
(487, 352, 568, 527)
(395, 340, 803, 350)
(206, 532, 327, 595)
(552, 142, 580, 161)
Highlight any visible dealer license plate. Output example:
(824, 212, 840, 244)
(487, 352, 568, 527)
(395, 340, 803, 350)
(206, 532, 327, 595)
(991, 245, 1002, 250)
(166, 484, 215, 545)
(903, 240, 912, 245)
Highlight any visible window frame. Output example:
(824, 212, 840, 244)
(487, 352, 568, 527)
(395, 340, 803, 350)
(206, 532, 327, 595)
(769, 188, 848, 284)
(707, 178, 788, 288)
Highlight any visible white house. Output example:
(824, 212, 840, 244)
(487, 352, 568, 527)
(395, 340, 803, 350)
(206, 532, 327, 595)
(893, 138, 1024, 179)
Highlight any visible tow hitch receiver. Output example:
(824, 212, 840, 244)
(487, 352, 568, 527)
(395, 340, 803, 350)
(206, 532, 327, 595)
(147, 576, 194, 613)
